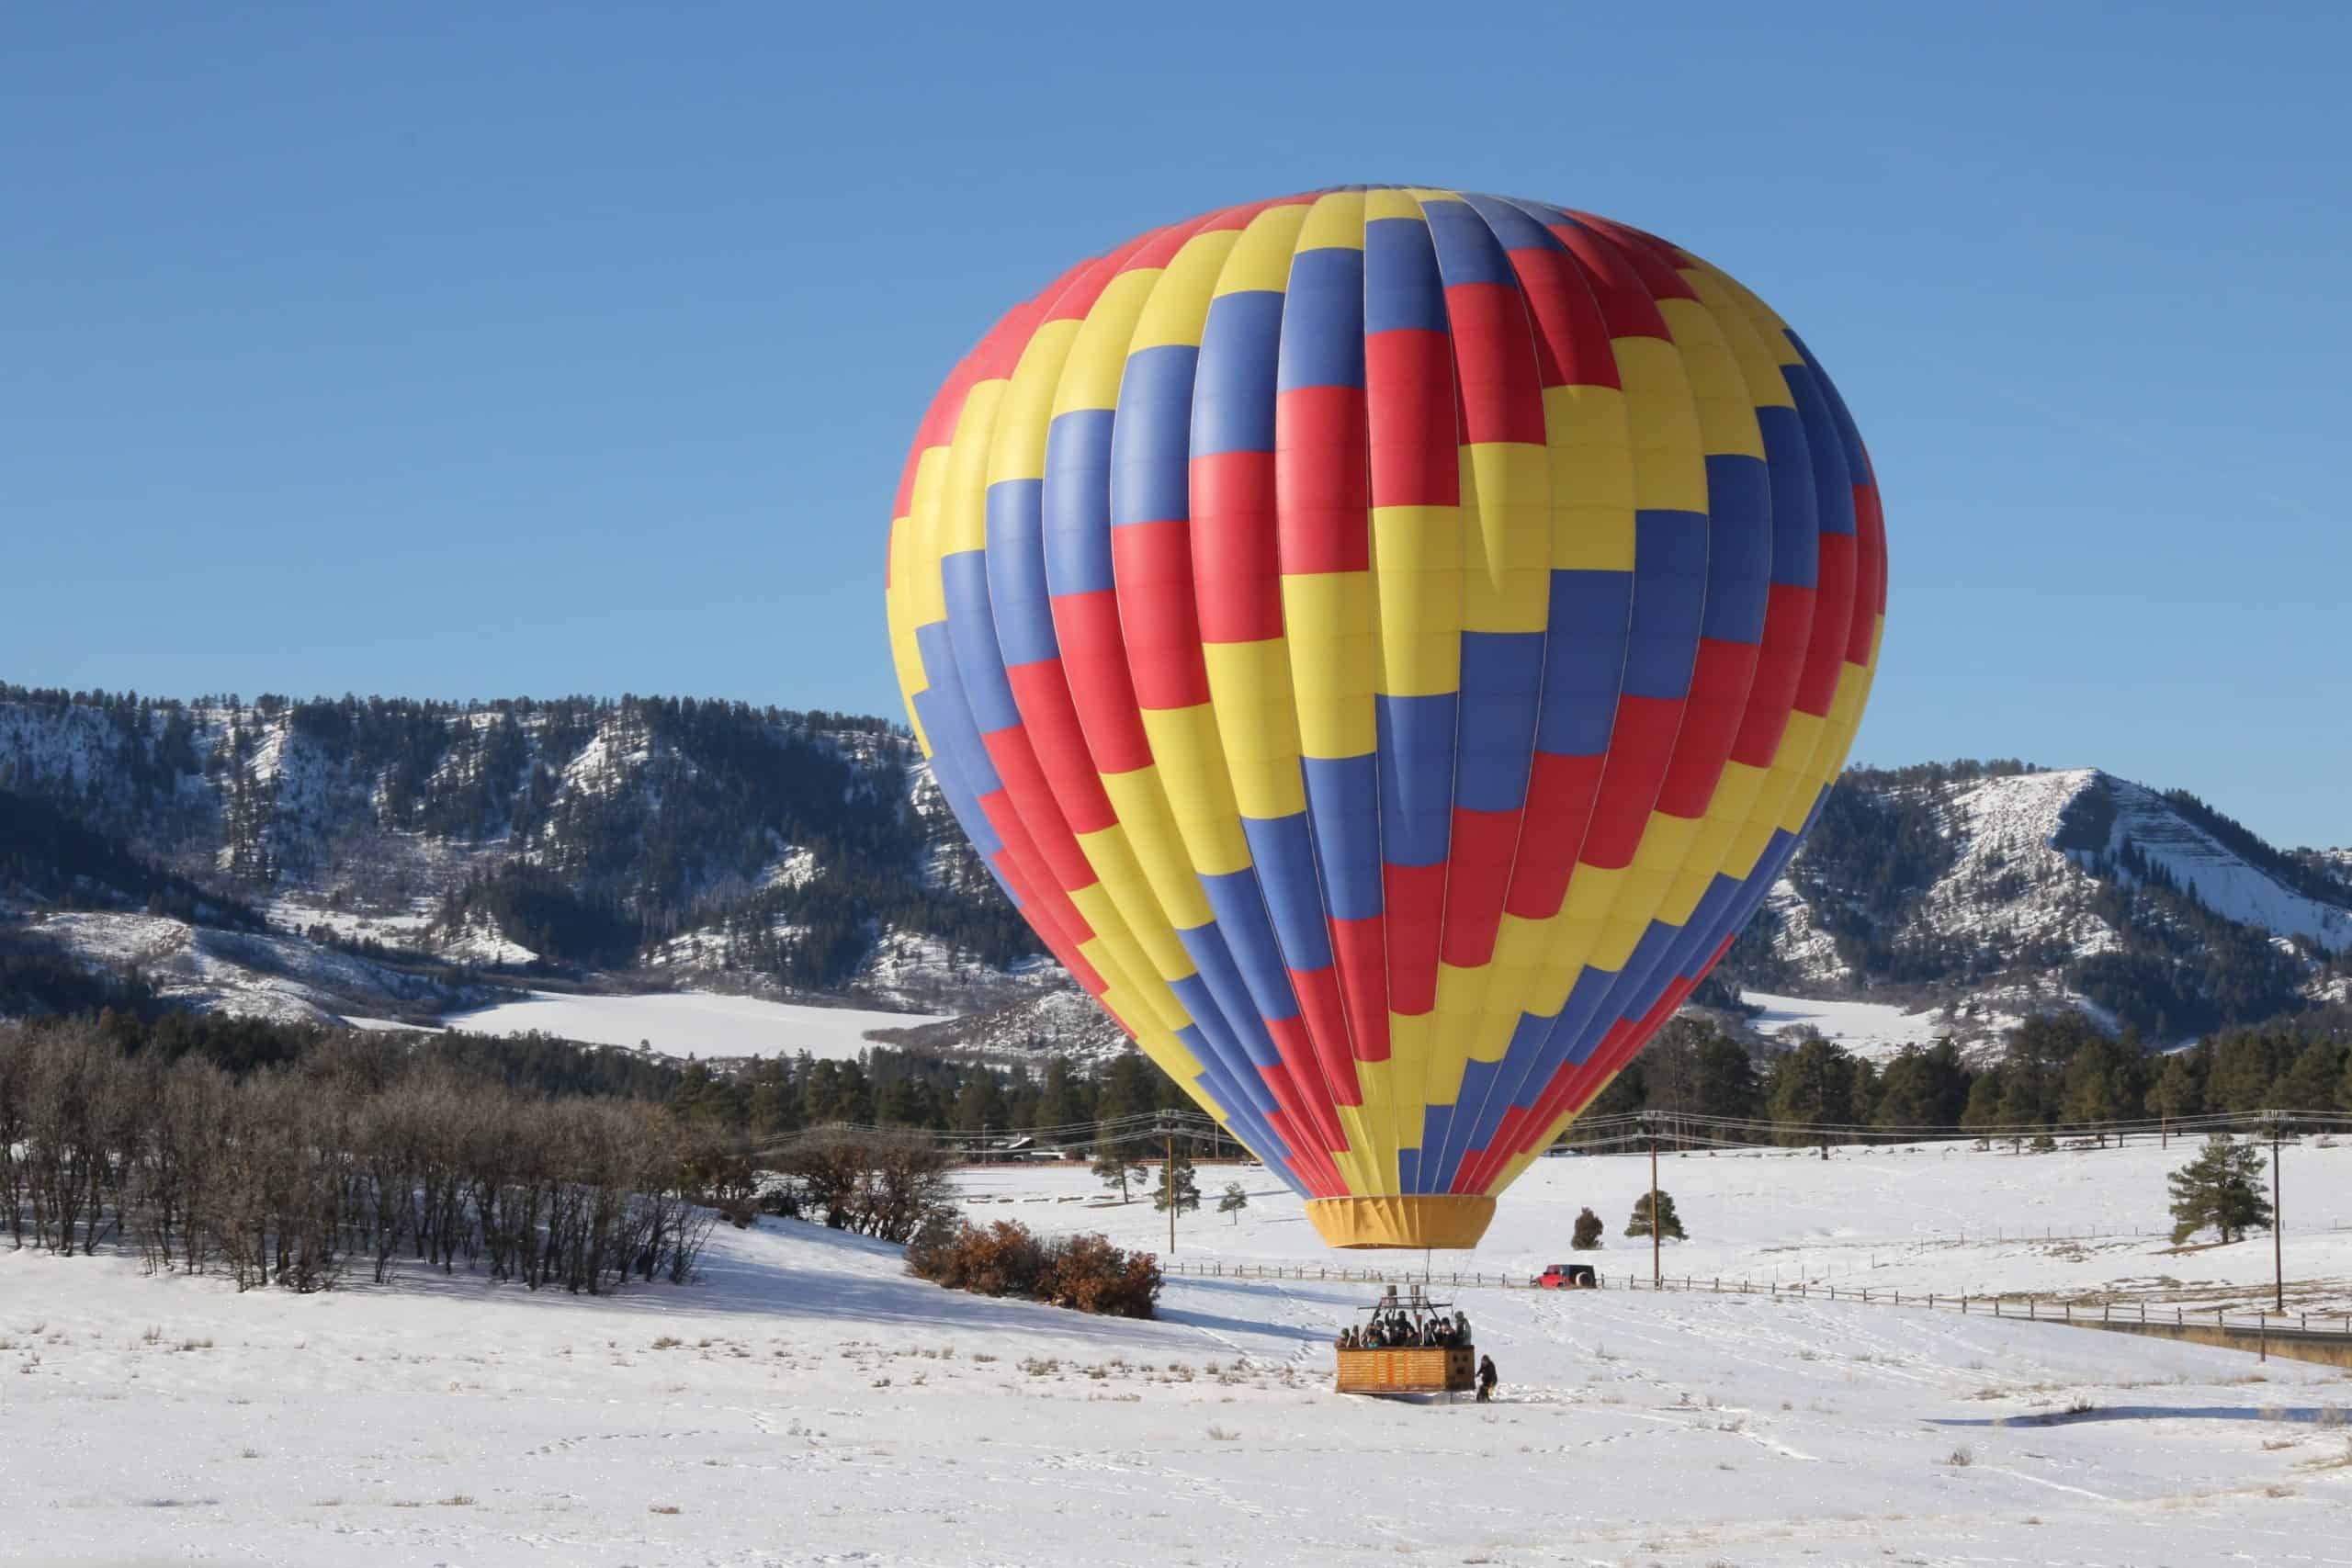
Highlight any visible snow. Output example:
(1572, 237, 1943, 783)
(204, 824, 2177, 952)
(759, 843, 819, 890)
(439, 988, 949, 1061)
(963, 1141, 2352, 1314)
(7, 1139, 2351, 1566)
(436, 910, 540, 967)
(1740, 990, 1950, 1061)
(1759, 878, 1847, 985)
(1918, 769, 2126, 961)
(870, 983, 1133, 1069)
(27, 910, 451, 1026)
(855, 924, 1064, 1012)
(1733, 985, 2136, 1064)
(2104, 778, 2352, 953)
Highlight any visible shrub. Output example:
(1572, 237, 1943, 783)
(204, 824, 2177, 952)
(1571, 1206, 1604, 1250)
(1046, 1233, 1162, 1318)
(956, 1220, 1050, 1298)
(902, 1203, 964, 1280)
(910, 1219, 1160, 1319)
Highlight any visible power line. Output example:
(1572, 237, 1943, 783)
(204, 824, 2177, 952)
(736, 1104, 2347, 1165)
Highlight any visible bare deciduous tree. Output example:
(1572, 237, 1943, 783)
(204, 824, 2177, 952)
(0, 1019, 725, 1295)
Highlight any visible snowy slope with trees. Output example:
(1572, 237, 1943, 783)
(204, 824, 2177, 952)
(0, 688, 1051, 1028)
(6, 686, 2346, 1062)
(1740, 761, 2351, 1044)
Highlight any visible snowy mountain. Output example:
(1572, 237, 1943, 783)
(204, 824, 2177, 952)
(0, 688, 1052, 1030)
(1729, 762, 2351, 1051)
(6, 687, 2343, 1061)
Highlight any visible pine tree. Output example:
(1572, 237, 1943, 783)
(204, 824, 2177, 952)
(1624, 1190, 1686, 1241)
(1153, 1148, 1200, 1215)
(1960, 1068, 2006, 1133)
(2149, 1051, 2203, 1125)
(952, 1073, 1006, 1134)
(1570, 1206, 1604, 1250)
(2273, 1041, 2346, 1117)
(2165, 1134, 2273, 1245)
(1035, 1057, 1085, 1132)
(1091, 1131, 1143, 1202)
(1217, 1181, 1249, 1224)
(1767, 1035, 1856, 1156)
(2059, 1036, 2132, 1129)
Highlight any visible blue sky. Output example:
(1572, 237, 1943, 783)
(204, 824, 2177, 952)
(6, 3, 2346, 848)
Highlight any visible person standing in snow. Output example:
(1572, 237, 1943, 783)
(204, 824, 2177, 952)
(1476, 1354, 1498, 1402)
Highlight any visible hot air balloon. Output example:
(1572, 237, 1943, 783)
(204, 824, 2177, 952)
(886, 188, 1885, 1250)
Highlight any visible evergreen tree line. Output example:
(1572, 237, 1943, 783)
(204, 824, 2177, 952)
(0, 931, 163, 1020)
(2068, 848, 2313, 1035)
(0, 792, 264, 932)
(673, 1045, 1203, 1151)
(0, 1004, 1156, 1151)
(1783, 773, 1962, 980)
(1577, 1010, 2352, 1145)
(0, 1019, 729, 1294)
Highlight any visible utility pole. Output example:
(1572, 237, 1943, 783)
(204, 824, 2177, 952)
(2270, 1113, 2284, 1315)
(1648, 1114, 1662, 1289)
(1167, 1129, 1176, 1257)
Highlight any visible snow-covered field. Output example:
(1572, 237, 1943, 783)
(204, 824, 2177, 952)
(969, 1140, 2352, 1316)
(436, 989, 949, 1061)
(8, 1144, 2352, 1565)
(1738, 985, 2135, 1063)
(1741, 990, 1952, 1061)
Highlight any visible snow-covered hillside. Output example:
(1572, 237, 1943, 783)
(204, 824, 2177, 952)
(1, 692, 1055, 1028)
(9, 691, 2346, 1065)
(7, 1139, 2350, 1567)
(23, 908, 460, 1026)
(1752, 765, 2350, 1042)
(865, 981, 1134, 1068)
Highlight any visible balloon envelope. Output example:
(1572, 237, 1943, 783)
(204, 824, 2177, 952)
(886, 188, 1885, 1248)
